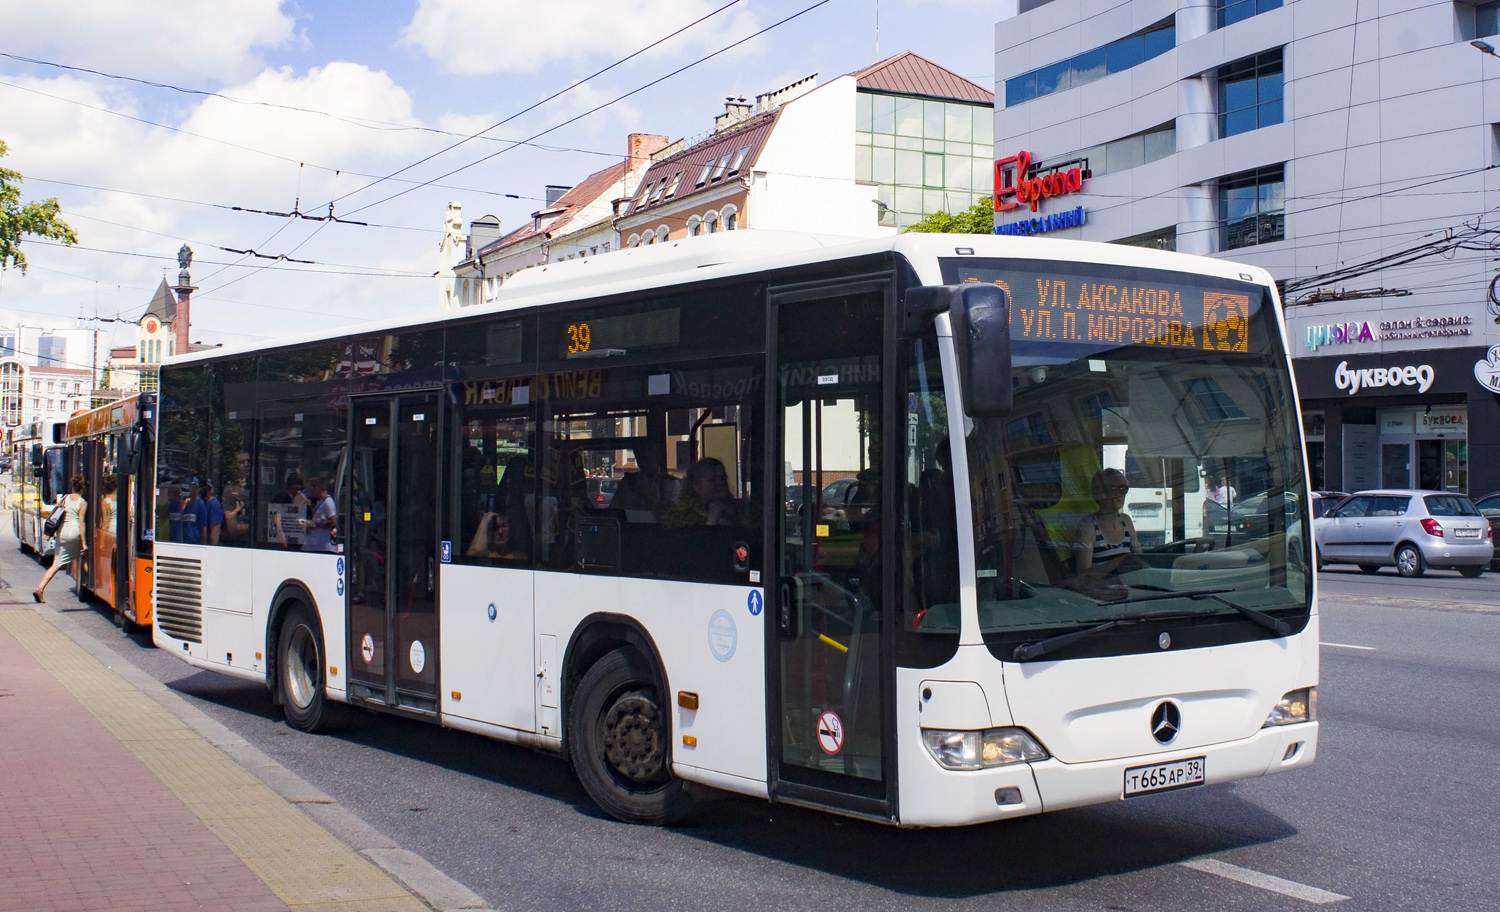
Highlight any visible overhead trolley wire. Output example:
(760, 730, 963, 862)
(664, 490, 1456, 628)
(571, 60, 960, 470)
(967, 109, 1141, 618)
(339, 0, 834, 218)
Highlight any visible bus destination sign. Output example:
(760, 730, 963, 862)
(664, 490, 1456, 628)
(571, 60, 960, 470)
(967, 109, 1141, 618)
(958, 270, 1252, 353)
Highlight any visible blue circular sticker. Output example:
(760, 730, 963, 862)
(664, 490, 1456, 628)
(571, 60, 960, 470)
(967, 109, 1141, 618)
(487, 603, 497, 622)
(336, 578, 345, 596)
(336, 557, 345, 576)
(747, 590, 763, 616)
(707, 610, 737, 663)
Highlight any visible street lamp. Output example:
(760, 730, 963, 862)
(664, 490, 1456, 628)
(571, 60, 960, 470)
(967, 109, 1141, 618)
(1473, 40, 1499, 57)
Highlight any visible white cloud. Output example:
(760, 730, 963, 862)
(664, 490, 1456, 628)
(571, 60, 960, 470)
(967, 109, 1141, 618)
(400, 0, 759, 75)
(0, 0, 297, 82)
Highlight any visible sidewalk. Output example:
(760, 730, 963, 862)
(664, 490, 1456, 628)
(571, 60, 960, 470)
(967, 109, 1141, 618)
(0, 584, 471, 912)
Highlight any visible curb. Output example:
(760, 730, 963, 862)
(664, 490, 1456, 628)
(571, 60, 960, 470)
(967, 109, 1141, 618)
(28, 594, 496, 912)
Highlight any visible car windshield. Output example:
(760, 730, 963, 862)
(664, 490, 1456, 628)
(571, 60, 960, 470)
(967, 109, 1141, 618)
(939, 257, 1312, 659)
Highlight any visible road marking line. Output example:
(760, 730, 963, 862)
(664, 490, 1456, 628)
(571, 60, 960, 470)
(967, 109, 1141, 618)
(1320, 641, 1376, 651)
(1179, 858, 1349, 904)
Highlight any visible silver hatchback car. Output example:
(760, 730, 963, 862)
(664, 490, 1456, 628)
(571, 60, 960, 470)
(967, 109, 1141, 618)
(1314, 489, 1493, 578)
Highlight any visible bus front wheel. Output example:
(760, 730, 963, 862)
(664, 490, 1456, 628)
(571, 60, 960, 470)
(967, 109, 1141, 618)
(277, 604, 337, 733)
(568, 647, 693, 826)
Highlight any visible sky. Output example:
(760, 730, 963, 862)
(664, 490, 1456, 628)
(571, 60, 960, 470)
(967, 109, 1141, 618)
(0, 0, 999, 374)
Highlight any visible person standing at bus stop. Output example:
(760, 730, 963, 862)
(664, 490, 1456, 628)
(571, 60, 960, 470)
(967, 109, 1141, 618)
(34, 475, 87, 603)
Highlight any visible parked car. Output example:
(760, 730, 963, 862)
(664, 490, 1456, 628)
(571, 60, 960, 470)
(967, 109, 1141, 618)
(1471, 492, 1500, 570)
(0, 454, 12, 472)
(586, 477, 618, 509)
(1313, 489, 1492, 578)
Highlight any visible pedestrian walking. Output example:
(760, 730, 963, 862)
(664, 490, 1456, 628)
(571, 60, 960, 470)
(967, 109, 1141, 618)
(34, 475, 88, 603)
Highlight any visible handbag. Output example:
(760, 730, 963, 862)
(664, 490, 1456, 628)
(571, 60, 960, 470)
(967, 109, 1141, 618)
(43, 499, 65, 537)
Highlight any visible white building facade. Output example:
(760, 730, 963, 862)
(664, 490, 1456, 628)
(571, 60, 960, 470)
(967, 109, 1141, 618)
(993, 0, 1500, 494)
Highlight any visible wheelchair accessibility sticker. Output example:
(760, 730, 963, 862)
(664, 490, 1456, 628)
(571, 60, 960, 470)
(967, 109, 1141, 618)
(487, 602, 497, 622)
(747, 590, 763, 617)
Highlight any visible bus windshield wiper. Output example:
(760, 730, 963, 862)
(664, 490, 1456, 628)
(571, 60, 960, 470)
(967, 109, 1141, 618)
(1012, 590, 1290, 662)
(1107, 587, 1292, 637)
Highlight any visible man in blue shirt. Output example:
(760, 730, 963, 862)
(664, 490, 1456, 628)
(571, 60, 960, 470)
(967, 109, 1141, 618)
(202, 481, 225, 545)
(180, 483, 208, 545)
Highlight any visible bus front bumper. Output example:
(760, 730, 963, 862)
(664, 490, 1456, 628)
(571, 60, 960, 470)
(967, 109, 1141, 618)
(897, 721, 1316, 827)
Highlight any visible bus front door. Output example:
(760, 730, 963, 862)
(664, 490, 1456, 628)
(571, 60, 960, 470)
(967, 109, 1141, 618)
(769, 277, 895, 819)
(347, 392, 442, 715)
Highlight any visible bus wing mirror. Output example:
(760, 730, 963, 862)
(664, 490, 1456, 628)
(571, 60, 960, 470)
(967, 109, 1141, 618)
(119, 431, 142, 476)
(899, 286, 957, 337)
(949, 283, 1013, 417)
(30, 443, 43, 468)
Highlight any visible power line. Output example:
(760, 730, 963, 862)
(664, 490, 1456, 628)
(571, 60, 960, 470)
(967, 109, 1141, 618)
(0, 50, 625, 160)
(343, 0, 835, 218)
(324, 0, 748, 210)
(25, 239, 434, 278)
(0, 78, 551, 203)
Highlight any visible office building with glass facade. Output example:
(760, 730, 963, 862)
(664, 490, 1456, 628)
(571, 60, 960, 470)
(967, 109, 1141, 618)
(991, 0, 1500, 495)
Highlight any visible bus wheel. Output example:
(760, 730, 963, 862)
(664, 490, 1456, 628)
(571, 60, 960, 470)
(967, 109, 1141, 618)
(278, 604, 336, 732)
(568, 647, 693, 825)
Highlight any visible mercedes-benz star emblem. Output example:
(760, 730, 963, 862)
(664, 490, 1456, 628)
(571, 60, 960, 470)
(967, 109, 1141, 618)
(1151, 701, 1181, 745)
(1158, 632, 1172, 650)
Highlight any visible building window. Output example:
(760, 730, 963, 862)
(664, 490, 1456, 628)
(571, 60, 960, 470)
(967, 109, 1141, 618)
(722, 206, 739, 230)
(1217, 0, 1281, 29)
(1005, 19, 1175, 107)
(687, 215, 702, 236)
(1187, 378, 1247, 421)
(1483, 1, 1500, 39)
(704, 211, 719, 233)
(1112, 226, 1178, 251)
(1219, 164, 1285, 250)
(727, 145, 751, 174)
(1218, 49, 1283, 138)
(695, 161, 715, 187)
(1033, 123, 1175, 180)
(710, 154, 731, 182)
(664, 171, 684, 198)
(856, 91, 994, 228)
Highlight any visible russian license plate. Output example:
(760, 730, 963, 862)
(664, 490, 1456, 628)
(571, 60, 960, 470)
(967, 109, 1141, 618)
(1124, 756, 1205, 797)
(1455, 527, 1481, 539)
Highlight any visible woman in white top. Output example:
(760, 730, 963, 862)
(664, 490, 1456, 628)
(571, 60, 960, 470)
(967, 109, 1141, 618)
(35, 475, 88, 603)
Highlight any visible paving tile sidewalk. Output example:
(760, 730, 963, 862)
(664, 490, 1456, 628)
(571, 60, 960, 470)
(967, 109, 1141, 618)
(0, 590, 434, 912)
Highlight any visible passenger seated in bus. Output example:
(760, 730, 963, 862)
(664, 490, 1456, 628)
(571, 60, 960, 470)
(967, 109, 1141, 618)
(300, 476, 338, 553)
(466, 511, 527, 561)
(665, 457, 739, 527)
(615, 449, 679, 519)
(1072, 468, 1142, 591)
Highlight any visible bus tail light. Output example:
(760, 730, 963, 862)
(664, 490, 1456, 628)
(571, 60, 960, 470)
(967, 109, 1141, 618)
(921, 727, 1048, 770)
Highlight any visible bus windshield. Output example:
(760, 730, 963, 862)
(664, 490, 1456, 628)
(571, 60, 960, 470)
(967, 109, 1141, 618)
(940, 257, 1311, 660)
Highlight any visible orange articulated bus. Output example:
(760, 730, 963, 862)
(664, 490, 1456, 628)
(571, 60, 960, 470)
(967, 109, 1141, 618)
(62, 394, 157, 632)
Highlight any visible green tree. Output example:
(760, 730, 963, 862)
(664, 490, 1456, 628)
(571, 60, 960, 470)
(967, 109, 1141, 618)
(1, 138, 78, 273)
(904, 196, 995, 234)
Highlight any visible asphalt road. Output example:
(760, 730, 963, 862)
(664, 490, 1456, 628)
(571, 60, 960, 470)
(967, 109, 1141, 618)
(6, 532, 1499, 912)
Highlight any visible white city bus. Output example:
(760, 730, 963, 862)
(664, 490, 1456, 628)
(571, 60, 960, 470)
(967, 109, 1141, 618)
(152, 231, 1317, 826)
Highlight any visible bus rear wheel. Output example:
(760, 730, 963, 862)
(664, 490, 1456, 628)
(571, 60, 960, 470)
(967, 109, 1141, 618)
(277, 603, 337, 732)
(568, 647, 693, 826)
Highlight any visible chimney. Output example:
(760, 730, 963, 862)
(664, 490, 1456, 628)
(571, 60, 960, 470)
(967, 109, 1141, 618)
(171, 244, 196, 356)
(715, 96, 753, 132)
(628, 133, 672, 167)
(466, 216, 501, 258)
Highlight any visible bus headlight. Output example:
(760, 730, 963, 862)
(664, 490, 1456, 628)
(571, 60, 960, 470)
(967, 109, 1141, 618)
(921, 727, 1049, 770)
(1262, 687, 1317, 727)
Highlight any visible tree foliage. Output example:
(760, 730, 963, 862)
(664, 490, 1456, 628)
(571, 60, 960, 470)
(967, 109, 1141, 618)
(903, 196, 995, 235)
(1, 138, 78, 273)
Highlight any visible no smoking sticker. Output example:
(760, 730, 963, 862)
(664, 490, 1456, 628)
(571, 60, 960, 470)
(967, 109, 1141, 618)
(361, 633, 374, 664)
(817, 710, 844, 756)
